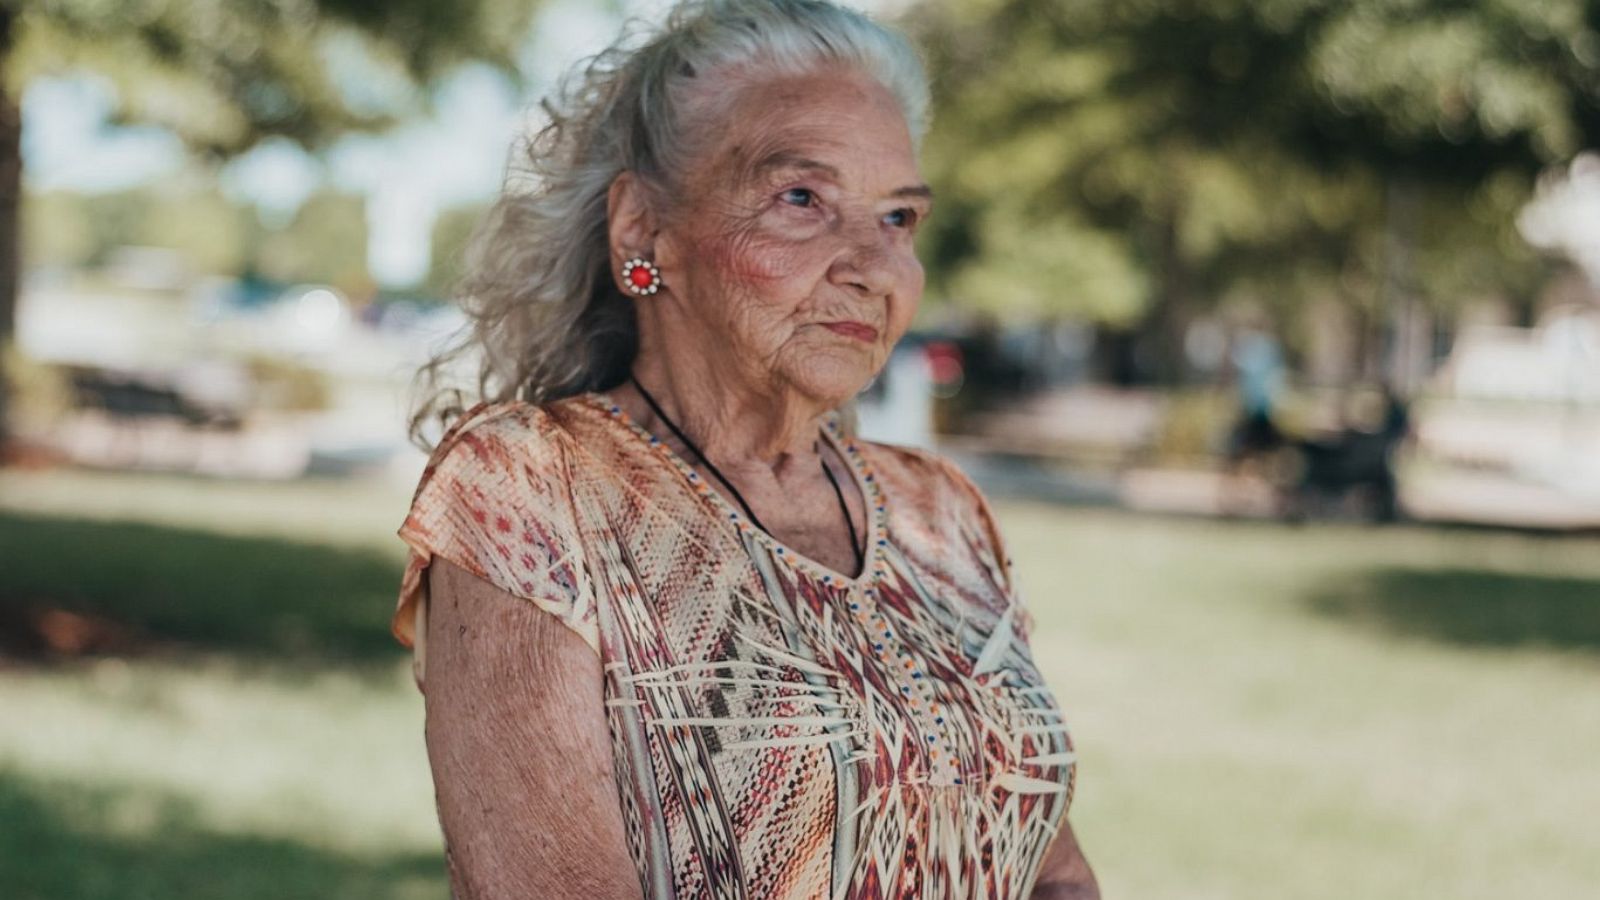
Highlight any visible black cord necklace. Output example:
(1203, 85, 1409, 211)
(629, 374, 865, 576)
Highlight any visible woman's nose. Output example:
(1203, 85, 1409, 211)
(828, 219, 896, 297)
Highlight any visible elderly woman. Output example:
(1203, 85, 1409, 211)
(391, 1, 1098, 897)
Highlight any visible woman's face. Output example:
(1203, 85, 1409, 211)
(653, 67, 931, 407)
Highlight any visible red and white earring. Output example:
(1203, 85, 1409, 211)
(621, 257, 661, 295)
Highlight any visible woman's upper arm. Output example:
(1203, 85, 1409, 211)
(1030, 817, 1100, 899)
(422, 557, 642, 900)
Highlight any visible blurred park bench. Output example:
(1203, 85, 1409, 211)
(64, 364, 246, 430)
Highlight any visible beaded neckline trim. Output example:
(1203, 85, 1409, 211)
(579, 390, 890, 588)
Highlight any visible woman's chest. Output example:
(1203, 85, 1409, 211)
(596, 539, 1075, 897)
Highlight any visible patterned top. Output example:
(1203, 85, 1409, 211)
(392, 392, 1077, 899)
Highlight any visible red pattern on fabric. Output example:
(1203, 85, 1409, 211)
(393, 393, 1076, 898)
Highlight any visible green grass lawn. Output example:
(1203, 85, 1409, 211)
(2, 466, 1597, 899)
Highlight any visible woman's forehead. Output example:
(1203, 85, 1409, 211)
(722, 69, 904, 135)
(702, 81, 920, 191)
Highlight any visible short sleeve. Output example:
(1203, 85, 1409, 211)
(391, 401, 598, 669)
(932, 454, 1036, 642)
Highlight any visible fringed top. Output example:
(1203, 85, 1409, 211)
(392, 392, 1077, 899)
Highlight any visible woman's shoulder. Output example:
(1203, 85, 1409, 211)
(428, 397, 563, 446)
(857, 434, 1024, 618)
(394, 395, 598, 657)
(852, 433, 984, 512)
(416, 395, 595, 475)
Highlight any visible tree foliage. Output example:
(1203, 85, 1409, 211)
(0, 0, 547, 448)
(911, 0, 1600, 339)
(253, 188, 369, 290)
(24, 183, 368, 288)
(9, 0, 540, 157)
(425, 201, 490, 301)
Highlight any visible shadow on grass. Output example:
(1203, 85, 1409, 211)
(0, 509, 406, 663)
(1304, 567, 1600, 654)
(0, 771, 444, 900)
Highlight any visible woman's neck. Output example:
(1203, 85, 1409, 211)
(614, 354, 829, 481)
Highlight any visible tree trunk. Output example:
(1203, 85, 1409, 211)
(1380, 173, 1421, 397)
(1143, 205, 1191, 386)
(0, 6, 19, 460)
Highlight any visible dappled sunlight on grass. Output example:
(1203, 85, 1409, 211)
(1004, 505, 1600, 900)
(0, 509, 407, 661)
(0, 656, 440, 857)
(0, 467, 412, 548)
(1305, 567, 1600, 653)
(2, 468, 1598, 898)
(0, 468, 438, 898)
(0, 770, 444, 900)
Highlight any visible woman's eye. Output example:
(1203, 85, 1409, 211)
(885, 208, 919, 229)
(780, 187, 816, 208)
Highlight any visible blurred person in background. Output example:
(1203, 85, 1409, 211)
(1225, 322, 1287, 467)
(388, 0, 1097, 897)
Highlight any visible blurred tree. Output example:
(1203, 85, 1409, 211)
(424, 201, 490, 301)
(253, 188, 369, 292)
(130, 181, 254, 275)
(25, 182, 252, 275)
(913, 0, 1600, 384)
(21, 189, 92, 270)
(0, 0, 544, 455)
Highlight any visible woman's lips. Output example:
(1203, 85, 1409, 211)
(822, 321, 879, 342)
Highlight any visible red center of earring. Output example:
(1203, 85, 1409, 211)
(629, 266, 655, 289)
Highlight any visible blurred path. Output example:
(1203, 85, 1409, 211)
(941, 387, 1600, 533)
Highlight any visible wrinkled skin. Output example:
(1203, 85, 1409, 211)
(608, 64, 928, 458)
(424, 64, 1098, 899)
(603, 65, 931, 579)
(634, 66, 928, 420)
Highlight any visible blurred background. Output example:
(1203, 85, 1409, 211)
(1, 0, 1597, 897)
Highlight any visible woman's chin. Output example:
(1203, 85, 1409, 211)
(786, 364, 880, 407)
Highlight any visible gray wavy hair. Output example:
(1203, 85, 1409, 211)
(407, 0, 931, 450)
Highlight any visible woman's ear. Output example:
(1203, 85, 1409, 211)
(607, 171, 660, 282)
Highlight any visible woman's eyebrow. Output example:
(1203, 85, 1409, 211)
(753, 150, 934, 200)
